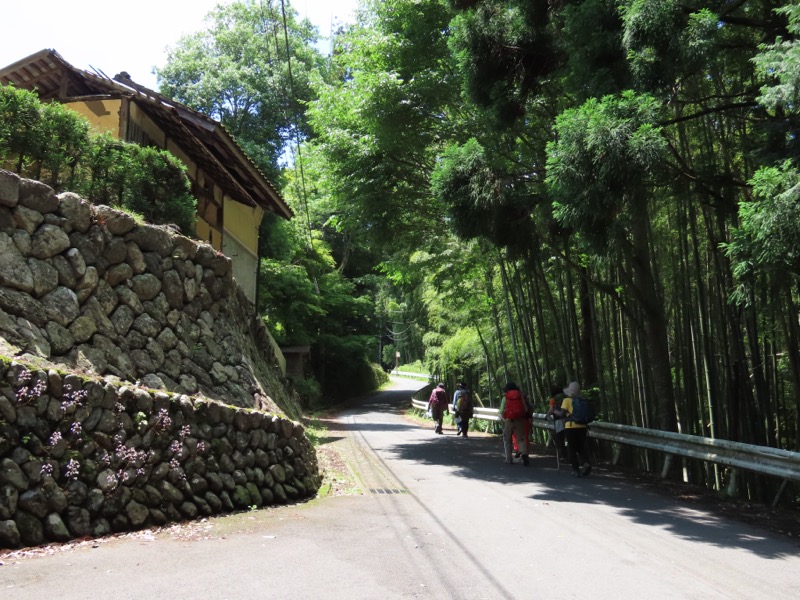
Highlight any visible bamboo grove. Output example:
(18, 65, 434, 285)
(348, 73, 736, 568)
(286, 0, 800, 502)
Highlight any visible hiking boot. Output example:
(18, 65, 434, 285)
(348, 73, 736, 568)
(571, 470, 582, 478)
(522, 454, 530, 466)
(581, 464, 592, 477)
(514, 451, 521, 459)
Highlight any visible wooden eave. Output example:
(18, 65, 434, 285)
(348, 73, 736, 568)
(0, 49, 95, 100)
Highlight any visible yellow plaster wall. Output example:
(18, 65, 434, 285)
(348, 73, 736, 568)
(222, 200, 264, 305)
(223, 197, 263, 254)
(65, 99, 121, 135)
(65, 100, 171, 151)
(166, 140, 197, 179)
(223, 231, 258, 304)
(196, 218, 222, 250)
(128, 103, 166, 146)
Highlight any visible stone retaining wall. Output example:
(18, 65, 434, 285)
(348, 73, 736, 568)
(0, 361, 320, 548)
(0, 169, 299, 416)
(0, 170, 320, 548)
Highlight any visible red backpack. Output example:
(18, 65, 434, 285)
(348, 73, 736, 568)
(503, 390, 525, 420)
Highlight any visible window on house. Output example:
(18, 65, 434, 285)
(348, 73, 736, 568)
(126, 119, 154, 147)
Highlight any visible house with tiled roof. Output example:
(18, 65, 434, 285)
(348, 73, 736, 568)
(0, 48, 292, 307)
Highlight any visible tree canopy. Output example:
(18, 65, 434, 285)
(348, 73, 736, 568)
(156, 0, 326, 183)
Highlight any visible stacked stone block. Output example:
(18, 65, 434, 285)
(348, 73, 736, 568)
(0, 362, 320, 548)
(0, 168, 296, 414)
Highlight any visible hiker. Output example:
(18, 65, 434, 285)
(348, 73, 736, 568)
(546, 384, 567, 458)
(500, 382, 529, 465)
(456, 385, 474, 437)
(512, 393, 534, 459)
(560, 381, 592, 477)
(452, 382, 464, 435)
(427, 383, 448, 434)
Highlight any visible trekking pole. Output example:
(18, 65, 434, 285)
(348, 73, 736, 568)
(553, 428, 561, 473)
(547, 415, 560, 472)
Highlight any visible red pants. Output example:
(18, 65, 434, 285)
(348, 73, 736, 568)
(512, 419, 531, 452)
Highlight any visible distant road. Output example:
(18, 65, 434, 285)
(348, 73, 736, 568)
(2, 376, 799, 599)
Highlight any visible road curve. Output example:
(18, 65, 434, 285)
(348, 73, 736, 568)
(1, 376, 799, 599)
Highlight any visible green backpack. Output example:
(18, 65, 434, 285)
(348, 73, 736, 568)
(457, 390, 474, 418)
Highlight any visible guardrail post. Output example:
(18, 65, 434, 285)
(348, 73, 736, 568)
(661, 454, 673, 479)
(612, 443, 622, 466)
(725, 468, 738, 497)
(772, 480, 788, 507)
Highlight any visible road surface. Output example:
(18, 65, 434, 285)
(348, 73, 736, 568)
(1, 376, 799, 599)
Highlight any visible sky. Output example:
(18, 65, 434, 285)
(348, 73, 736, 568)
(0, 0, 359, 90)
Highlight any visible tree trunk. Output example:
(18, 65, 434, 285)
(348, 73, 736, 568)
(485, 263, 510, 383)
(629, 200, 678, 432)
(578, 267, 598, 386)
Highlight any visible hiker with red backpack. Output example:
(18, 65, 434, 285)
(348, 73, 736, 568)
(512, 393, 534, 459)
(500, 382, 529, 465)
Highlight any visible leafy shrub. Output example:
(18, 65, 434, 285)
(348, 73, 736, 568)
(372, 363, 390, 387)
(289, 375, 322, 409)
(0, 84, 195, 233)
(0, 85, 90, 186)
(118, 144, 196, 234)
(397, 359, 426, 374)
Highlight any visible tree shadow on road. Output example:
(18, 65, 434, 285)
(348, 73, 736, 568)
(380, 423, 800, 560)
(321, 384, 800, 559)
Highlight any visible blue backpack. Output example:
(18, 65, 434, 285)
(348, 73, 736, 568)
(570, 396, 596, 425)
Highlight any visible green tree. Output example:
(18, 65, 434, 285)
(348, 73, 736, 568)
(306, 0, 460, 256)
(156, 0, 326, 181)
(546, 91, 676, 430)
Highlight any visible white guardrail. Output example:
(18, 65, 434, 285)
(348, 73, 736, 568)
(391, 370, 430, 380)
(411, 399, 800, 504)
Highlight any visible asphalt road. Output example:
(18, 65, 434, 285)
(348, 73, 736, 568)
(2, 376, 799, 599)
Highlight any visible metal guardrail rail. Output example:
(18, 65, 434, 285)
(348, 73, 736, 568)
(411, 398, 501, 422)
(410, 399, 800, 503)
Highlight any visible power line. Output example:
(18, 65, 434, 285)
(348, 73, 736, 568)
(278, 0, 314, 248)
(251, 0, 314, 251)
